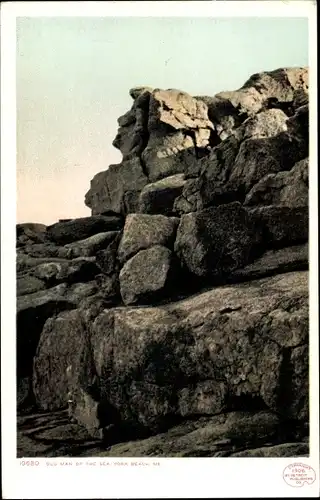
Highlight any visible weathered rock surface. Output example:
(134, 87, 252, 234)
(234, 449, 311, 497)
(32, 271, 308, 448)
(33, 310, 93, 411)
(118, 213, 179, 263)
(17, 222, 47, 235)
(17, 254, 66, 274)
(244, 158, 308, 207)
(85, 67, 308, 219)
(175, 202, 261, 278)
(17, 223, 48, 248)
(17, 274, 46, 296)
(92, 271, 308, 431)
(17, 410, 104, 458)
(16, 258, 100, 406)
(64, 231, 119, 258)
(119, 245, 175, 305)
(234, 108, 289, 140)
(112, 87, 152, 159)
(142, 89, 214, 183)
(199, 67, 308, 140)
(17, 242, 72, 259)
(176, 109, 308, 215)
(85, 86, 215, 215)
(85, 159, 148, 216)
(17, 66, 310, 458)
(231, 442, 309, 457)
(96, 233, 122, 276)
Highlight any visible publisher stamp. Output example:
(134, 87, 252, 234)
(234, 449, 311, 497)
(283, 463, 316, 487)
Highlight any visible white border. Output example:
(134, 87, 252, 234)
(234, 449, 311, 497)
(0, 0, 318, 17)
(1, 2, 318, 499)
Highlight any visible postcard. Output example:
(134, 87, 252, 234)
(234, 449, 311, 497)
(1, 1, 318, 498)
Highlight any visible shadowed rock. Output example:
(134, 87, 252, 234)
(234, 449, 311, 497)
(33, 310, 92, 411)
(244, 158, 308, 207)
(64, 231, 119, 258)
(175, 202, 261, 278)
(231, 244, 308, 282)
(47, 215, 123, 245)
(139, 174, 187, 215)
(249, 205, 308, 248)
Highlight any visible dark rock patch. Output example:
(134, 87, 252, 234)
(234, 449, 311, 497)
(175, 202, 262, 279)
(46, 215, 123, 245)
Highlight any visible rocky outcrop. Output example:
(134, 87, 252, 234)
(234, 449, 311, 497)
(17, 66, 309, 457)
(85, 67, 308, 217)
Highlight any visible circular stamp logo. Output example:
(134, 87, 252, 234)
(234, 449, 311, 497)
(283, 463, 316, 487)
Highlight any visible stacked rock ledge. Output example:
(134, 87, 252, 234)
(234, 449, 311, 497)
(17, 66, 310, 458)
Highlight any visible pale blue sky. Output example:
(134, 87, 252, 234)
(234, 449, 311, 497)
(17, 16, 309, 224)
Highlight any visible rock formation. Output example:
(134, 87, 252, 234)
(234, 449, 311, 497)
(17, 67, 309, 458)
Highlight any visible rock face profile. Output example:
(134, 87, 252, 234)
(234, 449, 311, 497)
(17, 67, 310, 458)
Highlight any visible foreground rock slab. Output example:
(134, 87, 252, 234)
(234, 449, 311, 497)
(17, 410, 103, 458)
(89, 271, 308, 434)
(100, 411, 308, 458)
(17, 409, 308, 458)
(32, 271, 308, 442)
